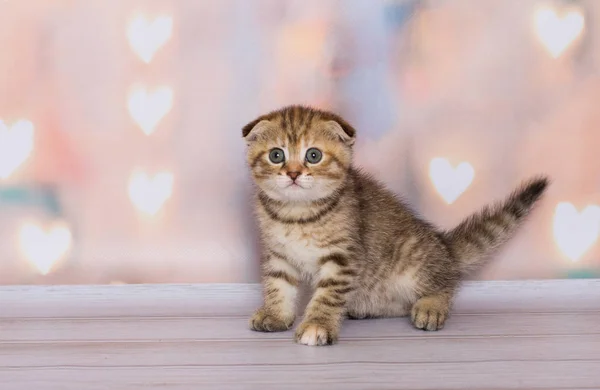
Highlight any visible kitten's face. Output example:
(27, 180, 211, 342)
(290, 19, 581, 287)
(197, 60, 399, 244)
(242, 106, 356, 203)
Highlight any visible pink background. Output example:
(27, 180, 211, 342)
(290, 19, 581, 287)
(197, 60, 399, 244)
(0, 0, 599, 284)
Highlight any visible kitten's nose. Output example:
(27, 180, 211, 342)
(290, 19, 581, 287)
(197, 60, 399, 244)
(287, 171, 300, 181)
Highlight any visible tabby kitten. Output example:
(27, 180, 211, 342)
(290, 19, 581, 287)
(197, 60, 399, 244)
(243, 105, 548, 346)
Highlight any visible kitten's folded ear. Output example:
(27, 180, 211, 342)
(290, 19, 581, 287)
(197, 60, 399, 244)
(242, 118, 271, 143)
(324, 119, 356, 146)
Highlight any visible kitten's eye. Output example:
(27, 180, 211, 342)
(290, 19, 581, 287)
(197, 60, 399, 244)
(268, 148, 285, 164)
(305, 148, 322, 164)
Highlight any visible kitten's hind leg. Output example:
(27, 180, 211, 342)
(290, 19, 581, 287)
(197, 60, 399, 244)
(406, 239, 460, 331)
(410, 293, 452, 331)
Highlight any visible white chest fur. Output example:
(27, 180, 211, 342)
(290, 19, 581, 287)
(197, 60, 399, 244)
(267, 224, 331, 278)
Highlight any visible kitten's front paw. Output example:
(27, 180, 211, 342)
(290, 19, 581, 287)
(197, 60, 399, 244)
(294, 321, 338, 346)
(411, 297, 449, 331)
(249, 307, 294, 332)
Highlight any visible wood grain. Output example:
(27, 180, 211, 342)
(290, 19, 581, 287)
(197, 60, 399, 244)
(1, 280, 599, 389)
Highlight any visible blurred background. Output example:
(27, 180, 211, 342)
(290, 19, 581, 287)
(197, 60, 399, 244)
(0, 0, 599, 285)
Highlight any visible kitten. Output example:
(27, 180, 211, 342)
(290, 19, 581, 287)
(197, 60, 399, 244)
(242, 105, 548, 346)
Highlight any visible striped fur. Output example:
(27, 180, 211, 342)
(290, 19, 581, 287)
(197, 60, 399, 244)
(445, 177, 549, 275)
(243, 105, 549, 346)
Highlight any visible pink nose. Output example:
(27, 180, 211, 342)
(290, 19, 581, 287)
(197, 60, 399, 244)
(287, 171, 300, 181)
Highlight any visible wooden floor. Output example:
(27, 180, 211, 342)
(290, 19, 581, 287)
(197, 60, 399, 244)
(1, 280, 599, 390)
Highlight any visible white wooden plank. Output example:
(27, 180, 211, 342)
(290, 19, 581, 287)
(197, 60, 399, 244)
(1, 280, 599, 389)
(1, 280, 599, 319)
(2, 335, 599, 367)
(0, 361, 598, 390)
(1, 312, 599, 342)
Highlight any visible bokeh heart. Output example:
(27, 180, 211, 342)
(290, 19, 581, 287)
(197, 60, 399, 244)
(127, 86, 173, 135)
(553, 202, 600, 262)
(128, 170, 174, 216)
(127, 14, 173, 64)
(0, 120, 34, 180)
(18, 221, 72, 275)
(429, 157, 474, 204)
(534, 6, 584, 58)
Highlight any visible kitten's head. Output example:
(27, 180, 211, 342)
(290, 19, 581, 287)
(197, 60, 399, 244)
(242, 105, 356, 202)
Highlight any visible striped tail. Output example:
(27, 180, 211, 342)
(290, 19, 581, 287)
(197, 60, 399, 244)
(444, 176, 549, 275)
